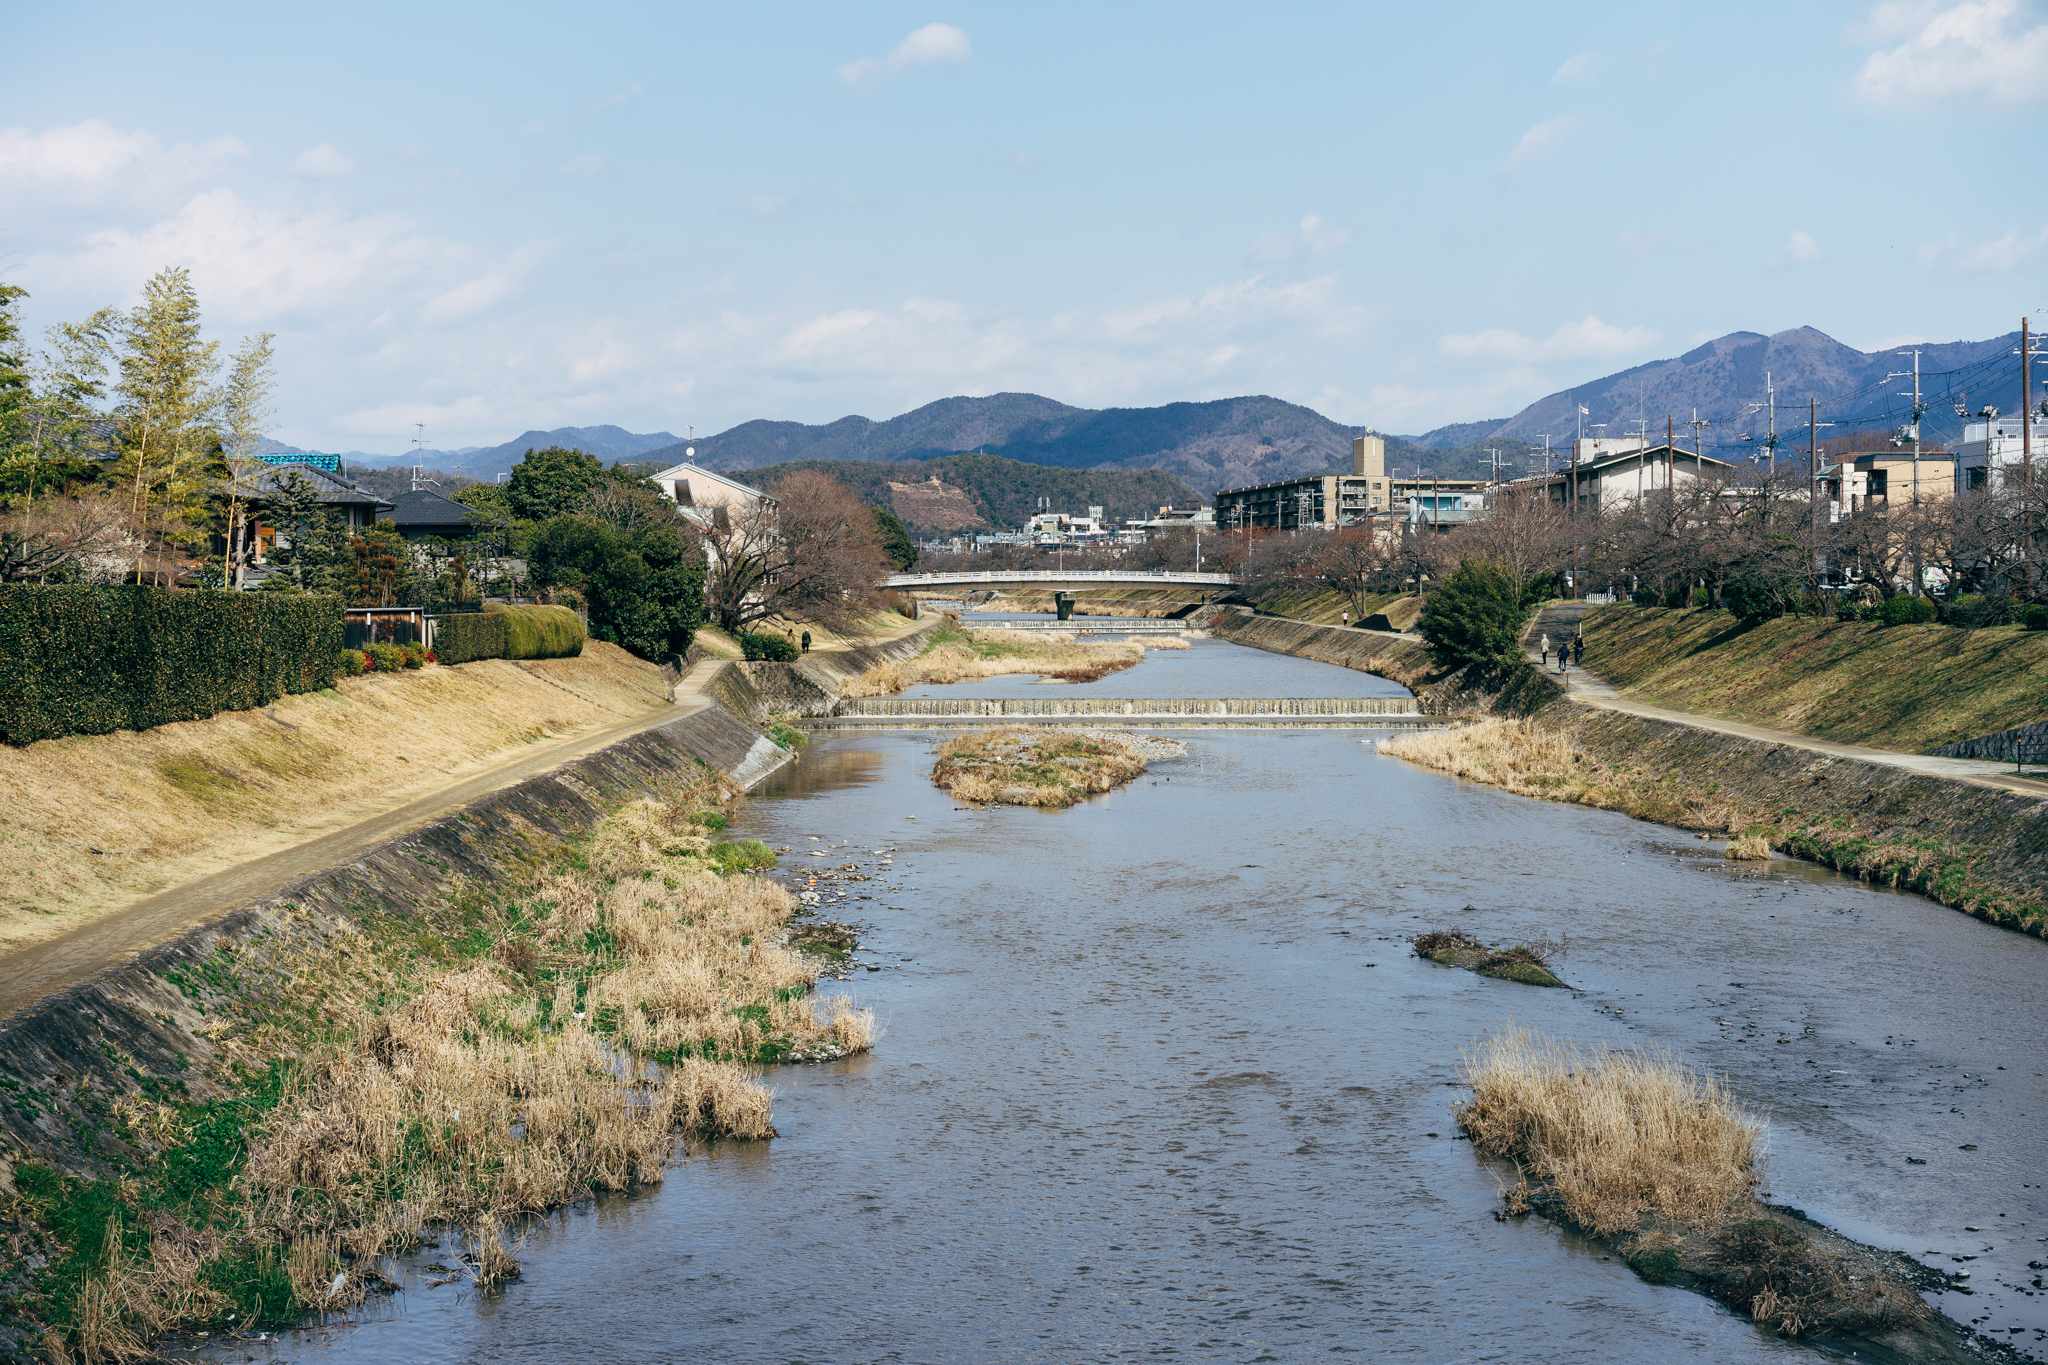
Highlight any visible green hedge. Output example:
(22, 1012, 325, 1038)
(484, 603, 585, 659)
(0, 586, 344, 746)
(739, 630, 799, 662)
(430, 612, 508, 665)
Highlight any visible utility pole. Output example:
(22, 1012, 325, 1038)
(1666, 415, 1674, 494)
(411, 422, 428, 491)
(1887, 349, 1926, 594)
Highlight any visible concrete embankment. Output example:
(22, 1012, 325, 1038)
(1202, 610, 1439, 696)
(0, 702, 786, 1179)
(0, 620, 945, 1180)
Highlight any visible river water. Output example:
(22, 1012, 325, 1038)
(205, 641, 2048, 1363)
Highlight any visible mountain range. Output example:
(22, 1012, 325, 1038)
(287, 326, 2032, 495)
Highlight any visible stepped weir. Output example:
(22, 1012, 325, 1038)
(802, 696, 1436, 731)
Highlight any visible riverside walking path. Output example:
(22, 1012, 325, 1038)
(0, 617, 929, 1021)
(1527, 602, 2048, 799)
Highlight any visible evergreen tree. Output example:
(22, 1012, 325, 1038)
(506, 446, 603, 521)
(870, 505, 918, 570)
(1418, 558, 1526, 670)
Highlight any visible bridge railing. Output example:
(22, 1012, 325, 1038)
(883, 570, 1237, 587)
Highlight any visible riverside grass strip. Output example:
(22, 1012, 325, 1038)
(1382, 714, 2048, 939)
(0, 764, 872, 1360)
(1579, 604, 2048, 755)
(0, 585, 343, 746)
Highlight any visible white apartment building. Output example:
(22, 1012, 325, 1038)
(1953, 415, 2048, 494)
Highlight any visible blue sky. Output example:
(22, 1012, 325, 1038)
(3, 1, 2044, 451)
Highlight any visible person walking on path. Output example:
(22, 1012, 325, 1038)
(1538, 633, 1551, 666)
(800, 629, 812, 654)
(1342, 610, 1349, 628)
(1572, 635, 1584, 666)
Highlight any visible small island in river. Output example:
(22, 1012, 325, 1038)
(930, 726, 1181, 808)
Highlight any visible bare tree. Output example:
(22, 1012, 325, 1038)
(1302, 525, 1394, 619)
(700, 470, 890, 635)
(1449, 492, 1573, 604)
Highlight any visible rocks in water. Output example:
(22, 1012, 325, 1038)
(1411, 930, 1567, 988)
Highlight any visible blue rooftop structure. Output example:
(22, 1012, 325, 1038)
(252, 452, 341, 473)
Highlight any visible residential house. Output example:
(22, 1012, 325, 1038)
(381, 488, 491, 540)
(646, 459, 775, 531)
(1521, 443, 1739, 511)
(1953, 415, 2048, 494)
(1821, 451, 1957, 521)
(223, 460, 392, 586)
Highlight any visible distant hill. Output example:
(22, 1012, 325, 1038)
(272, 426, 681, 478)
(645, 394, 1371, 495)
(731, 453, 1205, 537)
(1429, 327, 2022, 455)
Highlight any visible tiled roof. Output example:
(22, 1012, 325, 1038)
(234, 463, 392, 509)
(384, 489, 486, 527)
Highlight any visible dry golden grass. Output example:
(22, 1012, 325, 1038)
(0, 641, 676, 950)
(931, 726, 1150, 808)
(1457, 1027, 1763, 1235)
(841, 628, 1149, 698)
(1725, 834, 1772, 860)
(58, 766, 874, 1352)
(1583, 603, 2048, 752)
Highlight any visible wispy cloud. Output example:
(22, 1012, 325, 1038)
(839, 22, 973, 87)
(1961, 222, 2048, 268)
(1614, 230, 1674, 259)
(1439, 314, 1658, 362)
(1500, 114, 1581, 173)
(1854, 0, 2048, 105)
(1250, 214, 1352, 262)
(0, 119, 245, 206)
(1771, 230, 1822, 265)
(292, 143, 357, 177)
(1551, 51, 1602, 84)
(560, 154, 604, 176)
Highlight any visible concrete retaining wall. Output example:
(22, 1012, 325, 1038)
(1934, 719, 2048, 762)
(1203, 610, 1438, 698)
(0, 702, 785, 1177)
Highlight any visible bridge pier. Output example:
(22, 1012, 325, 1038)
(1055, 591, 1075, 622)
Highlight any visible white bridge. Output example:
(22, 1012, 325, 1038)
(884, 569, 1237, 590)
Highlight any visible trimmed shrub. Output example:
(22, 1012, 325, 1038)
(2021, 603, 2048, 631)
(484, 603, 585, 659)
(1947, 592, 2014, 628)
(1878, 595, 1937, 627)
(430, 612, 507, 665)
(0, 585, 343, 746)
(336, 648, 368, 678)
(397, 642, 428, 669)
(739, 630, 800, 662)
(363, 641, 405, 672)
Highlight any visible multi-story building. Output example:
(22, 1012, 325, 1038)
(1821, 451, 1957, 520)
(1953, 415, 2048, 494)
(1212, 434, 1402, 530)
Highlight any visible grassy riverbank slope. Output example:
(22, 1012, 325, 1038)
(1582, 606, 2048, 752)
(1383, 706, 2048, 938)
(0, 645, 675, 952)
(0, 745, 870, 1358)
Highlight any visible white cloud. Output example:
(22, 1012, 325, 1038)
(1439, 314, 1659, 362)
(0, 119, 245, 204)
(1771, 230, 1823, 265)
(1614, 230, 1674, 258)
(1961, 222, 2048, 268)
(1552, 51, 1602, 84)
(1855, 0, 2048, 104)
(560, 153, 604, 176)
(1251, 214, 1352, 262)
(839, 22, 973, 86)
(1500, 114, 1582, 173)
(292, 143, 358, 177)
(35, 188, 440, 323)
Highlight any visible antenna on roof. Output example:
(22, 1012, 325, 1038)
(411, 423, 429, 491)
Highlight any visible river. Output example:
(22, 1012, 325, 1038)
(204, 638, 2048, 1363)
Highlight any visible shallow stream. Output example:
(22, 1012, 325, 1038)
(204, 640, 2048, 1363)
